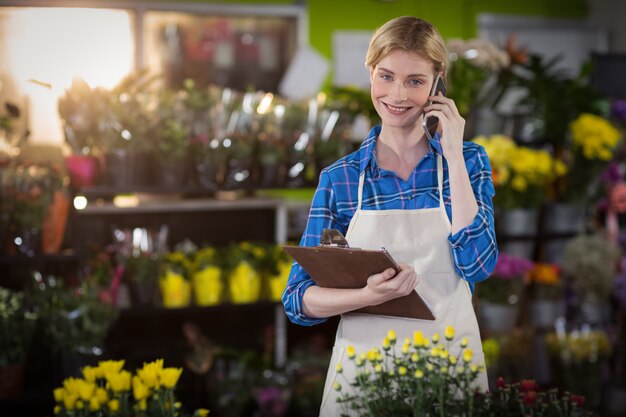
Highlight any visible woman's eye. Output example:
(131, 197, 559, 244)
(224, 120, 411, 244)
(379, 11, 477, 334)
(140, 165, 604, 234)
(380, 74, 392, 81)
(408, 79, 422, 87)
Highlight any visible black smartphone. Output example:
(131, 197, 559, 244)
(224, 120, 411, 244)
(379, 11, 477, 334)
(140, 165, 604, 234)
(422, 75, 447, 141)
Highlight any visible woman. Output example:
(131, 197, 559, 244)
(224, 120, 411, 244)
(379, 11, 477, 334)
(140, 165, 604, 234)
(282, 16, 497, 415)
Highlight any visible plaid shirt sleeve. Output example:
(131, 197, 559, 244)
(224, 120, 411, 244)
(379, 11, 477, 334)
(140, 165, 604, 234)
(281, 168, 350, 326)
(448, 142, 498, 289)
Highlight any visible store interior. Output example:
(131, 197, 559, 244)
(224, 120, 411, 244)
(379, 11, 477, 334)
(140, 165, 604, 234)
(1, 1, 626, 416)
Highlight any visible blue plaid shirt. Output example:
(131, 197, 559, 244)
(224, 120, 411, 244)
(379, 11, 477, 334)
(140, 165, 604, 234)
(282, 126, 498, 326)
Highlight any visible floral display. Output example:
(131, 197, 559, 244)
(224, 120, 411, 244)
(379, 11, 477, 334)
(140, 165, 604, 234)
(0, 287, 37, 366)
(446, 38, 509, 117)
(478, 253, 533, 305)
(334, 327, 592, 416)
(526, 263, 562, 300)
(192, 247, 223, 306)
(52, 359, 209, 417)
(562, 232, 620, 304)
(472, 134, 566, 209)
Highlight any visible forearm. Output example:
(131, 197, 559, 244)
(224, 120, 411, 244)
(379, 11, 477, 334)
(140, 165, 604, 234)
(446, 155, 478, 234)
(302, 285, 375, 318)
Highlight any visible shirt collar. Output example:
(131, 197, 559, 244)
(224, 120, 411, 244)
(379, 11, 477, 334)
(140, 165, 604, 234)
(358, 125, 443, 176)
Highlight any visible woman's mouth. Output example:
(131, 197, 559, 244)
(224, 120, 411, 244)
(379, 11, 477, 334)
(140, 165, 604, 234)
(383, 102, 411, 115)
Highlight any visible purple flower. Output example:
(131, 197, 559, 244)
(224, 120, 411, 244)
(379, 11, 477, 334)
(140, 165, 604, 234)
(492, 253, 534, 280)
(601, 162, 622, 186)
(611, 100, 626, 124)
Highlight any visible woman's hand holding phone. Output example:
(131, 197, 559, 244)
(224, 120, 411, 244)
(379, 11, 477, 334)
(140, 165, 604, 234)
(423, 78, 466, 161)
(364, 262, 419, 306)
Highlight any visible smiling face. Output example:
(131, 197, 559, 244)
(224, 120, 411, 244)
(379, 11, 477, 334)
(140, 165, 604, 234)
(370, 49, 436, 132)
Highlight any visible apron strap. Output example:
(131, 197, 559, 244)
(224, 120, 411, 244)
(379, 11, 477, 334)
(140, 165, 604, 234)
(357, 172, 365, 210)
(437, 154, 444, 208)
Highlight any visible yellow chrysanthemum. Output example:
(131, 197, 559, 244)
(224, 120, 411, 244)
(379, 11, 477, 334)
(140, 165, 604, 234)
(387, 329, 397, 343)
(444, 325, 455, 341)
(414, 369, 424, 379)
(463, 349, 473, 363)
(398, 366, 407, 376)
(374, 363, 382, 373)
(570, 113, 621, 161)
(333, 381, 342, 391)
(346, 345, 356, 359)
(411, 352, 419, 363)
(413, 331, 425, 347)
(382, 337, 391, 351)
(335, 363, 343, 373)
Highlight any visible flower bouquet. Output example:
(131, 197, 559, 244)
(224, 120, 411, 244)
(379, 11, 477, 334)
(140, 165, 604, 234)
(160, 251, 193, 308)
(52, 358, 209, 417)
(225, 242, 263, 304)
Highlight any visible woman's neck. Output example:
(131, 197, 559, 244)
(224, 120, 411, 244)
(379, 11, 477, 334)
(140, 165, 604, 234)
(376, 125, 430, 181)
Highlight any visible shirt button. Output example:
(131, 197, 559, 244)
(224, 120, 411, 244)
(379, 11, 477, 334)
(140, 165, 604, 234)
(407, 195, 412, 200)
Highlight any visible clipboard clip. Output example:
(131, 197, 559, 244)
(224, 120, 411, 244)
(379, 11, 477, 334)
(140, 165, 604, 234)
(321, 229, 350, 248)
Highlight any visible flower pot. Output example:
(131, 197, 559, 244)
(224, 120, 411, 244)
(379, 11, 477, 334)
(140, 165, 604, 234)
(530, 299, 565, 328)
(0, 363, 25, 399)
(160, 270, 191, 308)
(64, 155, 100, 189)
(496, 208, 539, 237)
(479, 301, 519, 333)
(104, 149, 153, 188)
(542, 202, 586, 234)
(41, 191, 70, 254)
(193, 266, 223, 306)
(228, 262, 261, 304)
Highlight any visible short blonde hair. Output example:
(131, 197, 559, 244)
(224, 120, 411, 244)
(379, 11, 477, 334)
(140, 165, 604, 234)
(365, 16, 448, 77)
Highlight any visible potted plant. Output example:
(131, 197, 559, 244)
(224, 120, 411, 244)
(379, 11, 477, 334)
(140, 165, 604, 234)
(473, 134, 566, 258)
(526, 262, 565, 328)
(0, 287, 38, 399)
(52, 358, 209, 417)
(160, 250, 193, 308)
(546, 328, 612, 409)
(101, 71, 160, 188)
(334, 327, 593, 416)
(192, 246, 224, 307)
(58, 78, 109, 189)
(477, 253, 533, 333)
(225, 241, 263, 304)
(30, 274, 119, 375)
(562, 232, 620, 324)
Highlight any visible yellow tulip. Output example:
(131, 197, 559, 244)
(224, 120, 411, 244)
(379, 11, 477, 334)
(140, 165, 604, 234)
(108, 399, 120, 412)
(53, 387, 64, 402)
(82, 366, 98, 383)
(53, 405, 61, 414)
(88, 397, 100, 412)
(160, 367, 183, 389)
(98, 360, 125, 376)
(133, 376, 150, 400)
(106, 370, 131, 392)
(63, 393, 77, 411)
(138, 399, 148, 411)
(138, 360, 162, 389)
(96, 387, 108, 404)
(76, 379, 95, 401)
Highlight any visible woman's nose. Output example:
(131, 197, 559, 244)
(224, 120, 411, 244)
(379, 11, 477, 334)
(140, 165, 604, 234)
(389, 82, 407, 103)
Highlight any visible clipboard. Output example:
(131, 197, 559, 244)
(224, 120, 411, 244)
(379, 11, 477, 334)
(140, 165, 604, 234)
(283, 244, 435, 321)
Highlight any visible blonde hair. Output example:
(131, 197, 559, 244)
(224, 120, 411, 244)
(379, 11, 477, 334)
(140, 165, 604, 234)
(365, 16, 448, 77)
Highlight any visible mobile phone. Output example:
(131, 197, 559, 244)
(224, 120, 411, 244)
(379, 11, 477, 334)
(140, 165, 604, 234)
(422, 75, 447, 141)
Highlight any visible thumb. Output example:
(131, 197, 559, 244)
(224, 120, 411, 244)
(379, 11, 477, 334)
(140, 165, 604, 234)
(373, 268, 397, 284)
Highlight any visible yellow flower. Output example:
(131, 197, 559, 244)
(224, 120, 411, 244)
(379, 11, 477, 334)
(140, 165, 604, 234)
(82, 366, 98, 383)
(413, 331, 425, 347)
(98, 360, 125, 376)
(411, 352, 419, 363)
(333, 381, 342, 391)
(449, 355, 457, 365)
(444, 325, 455, 341)
(382, 337, 391, 351)
(374, 363, 382, 373)
(401, 344, 410, 354)
(432, 333, 440, 343)
(88, 397, 100, 412)
(195, 409, 210, 417)
(133, 376, 150, 401)
(346, 345, 356, 359)
(96, 387, 108, 404)
(138, 359, 164, 389)
(106, 370, 131, 392)
(470, 364, 479, 373)
(367, 348, 379, 363)
(398, 366, 407, 376)
(463, 349, 473, 363)
(54, 405, 61, 415)
(387, 329, 397, 343)
(108, 399, 120, 412)
(160, 367, 183, 389)
(76, 400, 84, 410)
(335, 363, 343, 373)
(76, 379, 95, 401)
(53, 387, 64, 402)
(570, 113, 621, 160)
(63, 393, 77, 411)
(461, 337, 468, 348)
(414, 369, 424, 378)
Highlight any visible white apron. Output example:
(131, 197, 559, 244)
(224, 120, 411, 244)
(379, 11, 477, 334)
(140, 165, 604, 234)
(319, 155, 487, 416)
